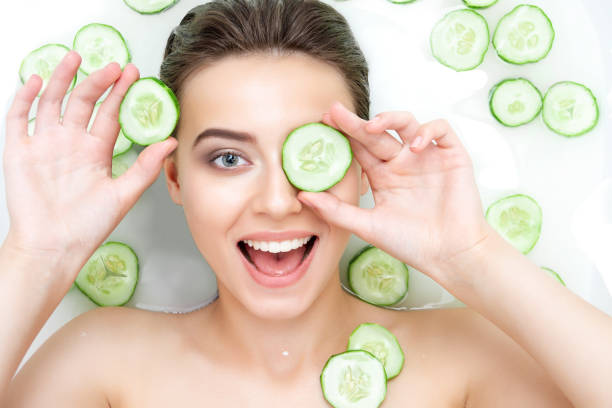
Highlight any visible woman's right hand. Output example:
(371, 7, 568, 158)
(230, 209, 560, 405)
(3, 51, 178, 278)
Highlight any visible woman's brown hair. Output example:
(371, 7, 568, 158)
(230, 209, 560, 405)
(159, 0, 370, 140)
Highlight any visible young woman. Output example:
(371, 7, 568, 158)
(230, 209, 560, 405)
(1, 0, 611, 406)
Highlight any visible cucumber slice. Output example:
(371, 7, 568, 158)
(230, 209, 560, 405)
(119, 77, 179, 146)
(347, 323, 405, 380)
(74, 241, 139, 306)
(281, 122, 352, 192)
(320, 350, 387, 408)
(88, 102, 134, 157)
(386, 0, 417, 4)
(348, 246, 410, 307)
(492, 5, 554, 65)
(489, 78, 542, 127)
(112, 147, 139, 178)
(123, 0, 178, 14)
(542, 81, 599, 137)
(485, 194, 542, 254)
(541, 267, 566, 286)
(19, 44, 76, 96)
(73, 23, 131, 75)
(430, 9, 489, 71)
(463, 0, 498, 8)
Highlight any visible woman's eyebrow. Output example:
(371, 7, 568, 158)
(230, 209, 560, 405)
(192, 128, 256, 149)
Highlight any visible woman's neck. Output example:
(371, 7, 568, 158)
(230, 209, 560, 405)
(202, 268, 367, 382)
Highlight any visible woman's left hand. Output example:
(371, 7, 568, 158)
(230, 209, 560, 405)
(297, 101, 493, 281)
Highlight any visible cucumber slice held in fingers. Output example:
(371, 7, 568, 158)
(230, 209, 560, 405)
(73, 23, 131, 75)
(542, 81, 599, 137)
(281, 122, 352, 192)
(74, 241, 139, 306)
(347, 323, 405, 380)
(119, 77, 180, 146)
(489, 78, 542, 127)
(123, 0, 178, 14)
(492, 5, 555, 65)
(19, 44, 76, 96)
(320, 349, 387, 408)
(430, 9, 490, 71)
(486, 194, 542, 254)
(348, 246, 410, 307)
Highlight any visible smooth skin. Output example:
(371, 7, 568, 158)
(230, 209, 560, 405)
(1, 50, 611, 407)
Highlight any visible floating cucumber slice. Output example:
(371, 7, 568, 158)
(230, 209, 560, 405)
(123, 0, 178, 14)
(73, 23, 131, 75)
(386, 0, 417, 4)
(541, 267, 566, 286)
(320, 350, 387, 408)
(88, 102, 134, 157)
(463, 0, 498, 8)
(19, 44, 76, 96)
(112, 147, 139, 178)
(542, 81, 599, 137)
(485, 194, 542, 254)
(430, 9, 490, 71)
(492, 5, 554, 65)
(74, 241, 139, 306)
(119, 77, 180, 146)
(281, 122, 352, 192)
(348, 246, 410, 307)
(347, 323, 404, 380)
(489, 78, 542, 127)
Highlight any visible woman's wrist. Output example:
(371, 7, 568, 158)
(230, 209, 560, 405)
(0, 234, 75, 292)
(430, 223, 508, 292)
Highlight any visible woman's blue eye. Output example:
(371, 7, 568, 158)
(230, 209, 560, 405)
(212, 152, 247, 168)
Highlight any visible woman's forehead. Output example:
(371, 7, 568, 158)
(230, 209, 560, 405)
(179, 53, 354, 122)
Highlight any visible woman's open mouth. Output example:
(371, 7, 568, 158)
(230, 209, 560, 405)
(237, 235, 318, 288)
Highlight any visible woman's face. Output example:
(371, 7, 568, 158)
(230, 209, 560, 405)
(163, 52, 368, 320)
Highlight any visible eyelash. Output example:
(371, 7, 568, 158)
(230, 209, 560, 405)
(209, 150, 249, 169)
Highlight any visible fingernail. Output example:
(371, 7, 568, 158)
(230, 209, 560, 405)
(411, 136, 423, 148)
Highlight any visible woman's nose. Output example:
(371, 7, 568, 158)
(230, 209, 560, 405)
(251, 166, 303, 219)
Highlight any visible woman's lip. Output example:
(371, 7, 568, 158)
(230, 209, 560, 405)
(237, 230, 317, 242)
(237, 236, 319, 288)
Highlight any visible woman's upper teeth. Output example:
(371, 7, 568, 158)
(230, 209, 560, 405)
(243, 236, 312, 253)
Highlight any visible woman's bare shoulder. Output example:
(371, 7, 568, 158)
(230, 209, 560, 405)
(7, 306, 182, 408)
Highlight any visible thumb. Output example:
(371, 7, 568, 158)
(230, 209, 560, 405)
(114, 137, 178, 211)
(298, 191, 371, 238)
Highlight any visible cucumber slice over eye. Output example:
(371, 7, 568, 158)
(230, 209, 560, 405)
(430, 9, 490, 72)
(348, 246, 410, 307)
(281, 122, 352, 192)
(119, 77, 180, 146)
(542, 81, 599, 137)
(74, 241, 139, 306)
(485, 194, 542, 254)
(112, 147, 139, 178)
(489, 78, 542, 127)
(541, 267, 566, 286)
(123, 0, 178, 14)
(73, 23, 131, 75)
(19, 44, 76, 96)
(347, 323, 405, 380)
(492, 5, 555, 65)
(320, 349, 387, 408)
(463, 0, 498, 8)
